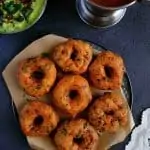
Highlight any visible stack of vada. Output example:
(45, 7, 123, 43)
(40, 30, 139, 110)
(17, 39, 128, 150)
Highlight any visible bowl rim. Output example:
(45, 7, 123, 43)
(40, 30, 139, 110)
(86, 0, 136, 10)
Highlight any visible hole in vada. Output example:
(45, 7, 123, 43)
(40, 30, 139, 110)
(32, 69, 45, 80)
(33, 115, 44, 126)
(69, 90, 78, 100)
(71, 48, 78, 61)
(104, 66, 113, 78)
(73, 136, 84, 144)
(106, 110, 114, 115)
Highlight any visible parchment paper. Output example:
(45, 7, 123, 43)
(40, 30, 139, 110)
(2, 34, 135, 150)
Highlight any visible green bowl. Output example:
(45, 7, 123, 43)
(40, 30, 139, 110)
(0, 0, 47, 34)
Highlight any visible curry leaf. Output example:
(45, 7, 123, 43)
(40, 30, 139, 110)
(41, 52, 50, 58)
(21, 7, 33, 19)
(14, 15, 24, 22)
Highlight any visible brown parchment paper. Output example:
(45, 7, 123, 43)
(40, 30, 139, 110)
(2, 34, 135, 150)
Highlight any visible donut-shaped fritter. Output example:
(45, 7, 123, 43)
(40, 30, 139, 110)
(18, 57, 57, 97)
(52, 39, 93, 74)
(88, 92, 128, 133)
(54, 119, 98, 150)
(52, 75, 92, 117)
(89, 51, 125, 90)
(20, 101, 59, 136)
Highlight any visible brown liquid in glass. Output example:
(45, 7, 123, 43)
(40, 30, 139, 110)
(90, 0, 133, 7)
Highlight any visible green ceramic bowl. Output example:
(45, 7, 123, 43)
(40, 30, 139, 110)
(0, 0, 47, 34)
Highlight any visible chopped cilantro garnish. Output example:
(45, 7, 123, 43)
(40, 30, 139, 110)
(3, 1, 22, 14)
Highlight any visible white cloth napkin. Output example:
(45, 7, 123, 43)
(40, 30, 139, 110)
(126, 108, 150, 150)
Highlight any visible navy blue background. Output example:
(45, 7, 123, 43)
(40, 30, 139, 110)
(0, 0, 150, 149)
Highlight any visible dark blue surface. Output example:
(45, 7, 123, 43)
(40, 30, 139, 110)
(0, 0, 150, 150)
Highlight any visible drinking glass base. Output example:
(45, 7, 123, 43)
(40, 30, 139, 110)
(76, 0, 127, 28)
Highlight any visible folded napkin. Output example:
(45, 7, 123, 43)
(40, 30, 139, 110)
(126, 108, 150, 150)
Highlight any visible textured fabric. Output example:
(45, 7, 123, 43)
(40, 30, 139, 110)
(126, 108, 150, 150)
(0, 0, 150, 150)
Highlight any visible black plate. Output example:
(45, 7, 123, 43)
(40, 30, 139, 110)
(11, 39, 133, 122)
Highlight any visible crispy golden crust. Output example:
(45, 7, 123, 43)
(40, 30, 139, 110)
(52, 75, 92, 117)
(89, 51, 124, 90)
(20, 101, 59, 136)
(52, 39, 93, 74)
(88, 92, 128, 133)
(54, 119, 98, 150)
(18, 57, 57, 97)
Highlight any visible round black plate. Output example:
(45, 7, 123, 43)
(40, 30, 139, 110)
(11, 39, 133, 122)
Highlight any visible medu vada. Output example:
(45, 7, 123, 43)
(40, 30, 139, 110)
(52, 75, 92, 117)
(54, 119, 99, 150)
(88, 92, 128, 133)
(20, 101, 59, 136)
(52, 39, 93, 74)
(18, 56, 57, 97)
(89, 51, 125, 90)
